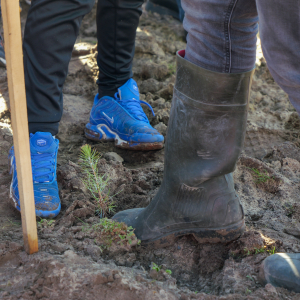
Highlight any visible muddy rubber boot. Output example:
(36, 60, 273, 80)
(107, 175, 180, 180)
(259, 253, 300, 293)
(113, 50, 254, 246)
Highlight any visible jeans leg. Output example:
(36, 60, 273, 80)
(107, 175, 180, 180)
(176, 0, 185, 22)
(182, 0, 258, 73)
(256, 0, 300, 115)
(96, 0, 144, 99)
(24, 0, 94, 135)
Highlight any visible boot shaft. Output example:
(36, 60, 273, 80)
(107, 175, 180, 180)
(164, 50, 255, 186)
(113, 50, 254, 244)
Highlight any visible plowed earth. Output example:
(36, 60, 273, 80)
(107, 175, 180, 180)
(0, 2, 300, 299)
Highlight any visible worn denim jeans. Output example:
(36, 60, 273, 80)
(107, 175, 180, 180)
(176, 0, 185, 22)
(182, 0, 300, 114)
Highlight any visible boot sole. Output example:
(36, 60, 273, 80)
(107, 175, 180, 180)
(141, 219, 245, 248)
(85, 125, 164, 151)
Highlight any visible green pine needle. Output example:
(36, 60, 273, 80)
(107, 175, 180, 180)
(79, 145, 115, 218)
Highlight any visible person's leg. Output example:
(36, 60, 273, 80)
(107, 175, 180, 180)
(10, 0, 94, 219)
(0, 5, 7, 68)
(0, 32, 6, 68)
(256, 0, 300, 115)
(176, 0, 185, 22)
(85, 0, 164, 150)
(112, 0, 257, 243)
(24, 0, 94, 135)
(96, 0, 143, 98)
(256, 0, 300, 292)
(183, 0, 258, 73)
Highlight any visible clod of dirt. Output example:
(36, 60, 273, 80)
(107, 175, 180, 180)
(104, 152, 124, 163)
(229, 231, 265, 256)
(62, 198, 96, 227)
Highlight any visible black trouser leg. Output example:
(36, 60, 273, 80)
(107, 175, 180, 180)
(96, 0, 144, 99)
(24, 0, 94, 135)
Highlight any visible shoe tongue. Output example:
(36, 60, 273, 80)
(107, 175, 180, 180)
(117, 78, 140, 101)
(30, 132, 55, 154)
(30, 132, 57, 183)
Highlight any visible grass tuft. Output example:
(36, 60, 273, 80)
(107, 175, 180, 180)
(243, 246, 276, 256)
(248, 167, 273, 184)
(37, 218, 55, 230)
(80, 217, 140, 249)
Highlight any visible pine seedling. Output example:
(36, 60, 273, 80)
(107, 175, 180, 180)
(79, 145, 115, 218)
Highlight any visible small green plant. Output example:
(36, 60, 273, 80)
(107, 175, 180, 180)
(168, 63, 176, 74)
(244, 248, 251, 256)
(245, 288, 252, 295)
(244, 246, 267, 256)
(81, 217, 139, 249)
(267, 246, 276, 255)
(37, 218, 55, 230)
(244, 246, 276, 257)
(6, 218, 20, 226)
(151, 263, 172, 275)
(248, 167, 272, 184)
(152, 263, 162, 272)
(246, 275, 254, 281)
(79, 145, 115, 218)
(254, 247, 266, 254)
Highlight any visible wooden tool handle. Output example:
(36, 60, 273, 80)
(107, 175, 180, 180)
(2, 0, 38, 254)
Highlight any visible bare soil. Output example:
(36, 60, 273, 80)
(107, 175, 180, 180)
(1, 2, 300, 299)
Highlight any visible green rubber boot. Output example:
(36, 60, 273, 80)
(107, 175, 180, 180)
(113, 50, 254, 246)
(259, 253, 300, 293)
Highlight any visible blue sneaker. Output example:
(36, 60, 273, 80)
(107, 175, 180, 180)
(9, 132, 61, 218)
(85, 79, 164, 150)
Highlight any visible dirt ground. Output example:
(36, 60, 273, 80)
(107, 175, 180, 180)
(1, 2, 300, 299)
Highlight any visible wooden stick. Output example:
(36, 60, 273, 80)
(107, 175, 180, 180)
(2, 0, 38, 254)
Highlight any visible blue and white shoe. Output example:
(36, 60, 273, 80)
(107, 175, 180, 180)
(85, 79, 164, 150)
(9, 132, 61, 218)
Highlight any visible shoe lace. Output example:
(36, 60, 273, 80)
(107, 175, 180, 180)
(31, 152, 56, 183)
(114, 92, 155, 122)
